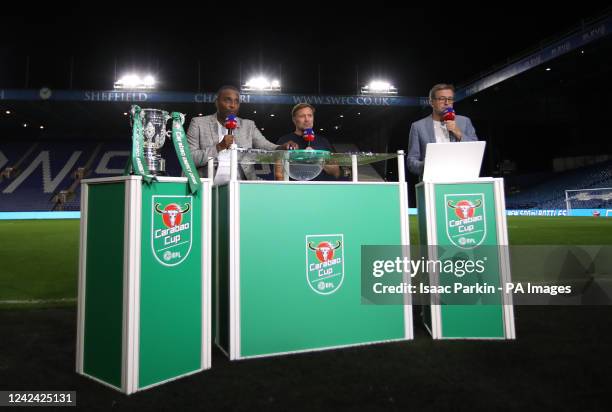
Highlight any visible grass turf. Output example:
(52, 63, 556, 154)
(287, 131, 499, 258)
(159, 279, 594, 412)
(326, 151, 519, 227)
(1, 218, 611, 409)
(0, 216, 610, 304)
(0, 306, 609, 409)
(0, 219, 79, 304)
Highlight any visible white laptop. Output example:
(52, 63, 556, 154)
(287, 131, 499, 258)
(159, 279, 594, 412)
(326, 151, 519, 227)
(422, 141, 486, 182)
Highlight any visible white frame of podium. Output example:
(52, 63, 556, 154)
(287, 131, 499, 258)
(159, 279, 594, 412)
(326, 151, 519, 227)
(76, 176, 212, 394)
(417, 177, 516, 340)
(211, 150, 414, 359)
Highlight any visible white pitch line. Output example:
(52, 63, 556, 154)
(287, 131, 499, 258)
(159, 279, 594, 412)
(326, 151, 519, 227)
(0, 298, 76, 305)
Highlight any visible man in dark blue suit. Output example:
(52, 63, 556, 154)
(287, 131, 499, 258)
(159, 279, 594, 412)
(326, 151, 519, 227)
(407, 83, 478, 177)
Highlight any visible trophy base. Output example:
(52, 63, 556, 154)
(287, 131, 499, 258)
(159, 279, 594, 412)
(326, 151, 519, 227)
(146, 158, 166, 176)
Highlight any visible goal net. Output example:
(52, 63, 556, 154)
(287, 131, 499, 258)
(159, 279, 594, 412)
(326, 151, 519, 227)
(565, 188, 612, 213)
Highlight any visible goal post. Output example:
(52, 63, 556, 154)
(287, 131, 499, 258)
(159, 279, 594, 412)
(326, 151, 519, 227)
(565, 187, 612, 213)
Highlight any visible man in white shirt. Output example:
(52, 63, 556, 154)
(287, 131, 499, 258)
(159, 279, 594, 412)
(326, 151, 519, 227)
(407, 83, 478, 177)
(186, 85, 298, 180)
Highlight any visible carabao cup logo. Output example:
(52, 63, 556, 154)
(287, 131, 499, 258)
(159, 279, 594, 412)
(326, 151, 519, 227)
(151, 195, 193, 266)
(445, 194, 486, 249)
(305, 234, 344, 295)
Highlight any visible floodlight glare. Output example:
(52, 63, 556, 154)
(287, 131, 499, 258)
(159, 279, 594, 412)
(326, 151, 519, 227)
(143, 75, 156, 87)
(114, 73, 157, 90)
(361, 80, 397, 95)
(242, 76, 281, 92)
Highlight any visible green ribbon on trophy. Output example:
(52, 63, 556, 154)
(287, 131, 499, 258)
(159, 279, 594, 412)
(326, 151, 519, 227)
(125, 106, 200, 194)
(127, 105, 154, 184)
(170, 112, 201, 194)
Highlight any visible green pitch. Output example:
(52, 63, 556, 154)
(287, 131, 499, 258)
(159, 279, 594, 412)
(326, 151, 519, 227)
(0, 220, 79, 306)
(0, 216, 610, 306)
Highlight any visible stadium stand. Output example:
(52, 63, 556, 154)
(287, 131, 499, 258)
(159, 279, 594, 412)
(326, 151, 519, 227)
(0, 140, 138, 211)
(0, 140, 362, 211)
(506, 160, 612, 209)
(1, 139, 608, 212)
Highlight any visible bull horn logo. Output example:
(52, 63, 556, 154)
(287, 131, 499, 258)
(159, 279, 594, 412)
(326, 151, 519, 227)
(308, 240, 341, 262)
(447, 199, 481, 219)
(155, 202, 191, 228)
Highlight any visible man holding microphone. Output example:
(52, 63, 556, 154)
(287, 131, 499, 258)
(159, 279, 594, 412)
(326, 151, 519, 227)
(407, 83, 478, 178)
(276, 103, 341, 180)
(186, 85, 299, 180)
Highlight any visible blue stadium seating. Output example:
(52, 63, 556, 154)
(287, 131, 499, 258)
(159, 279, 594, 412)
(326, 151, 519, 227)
(0, 141, 133, 211)
(505, 161, 612, 209)
(0, 140, 274, 211)
(2, 140, 610, 212)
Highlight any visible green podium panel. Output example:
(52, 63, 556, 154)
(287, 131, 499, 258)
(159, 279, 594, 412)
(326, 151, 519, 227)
(76, 176, 212, 394)
(213, 181, 413, 360)
(416, 178, 515, 340)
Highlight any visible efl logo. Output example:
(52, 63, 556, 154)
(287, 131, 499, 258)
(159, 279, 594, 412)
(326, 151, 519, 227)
(151, 196, 193, 266)
(445, 194, 486, 249)
(305, 234, 344, 295)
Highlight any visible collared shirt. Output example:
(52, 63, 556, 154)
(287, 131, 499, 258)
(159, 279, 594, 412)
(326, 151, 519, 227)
(217, 121, 229, 143)
(433, 120, 450, 143)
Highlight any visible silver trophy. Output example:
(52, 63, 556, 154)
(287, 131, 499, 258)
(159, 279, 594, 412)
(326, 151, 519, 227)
(131, 107, 171, 175)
